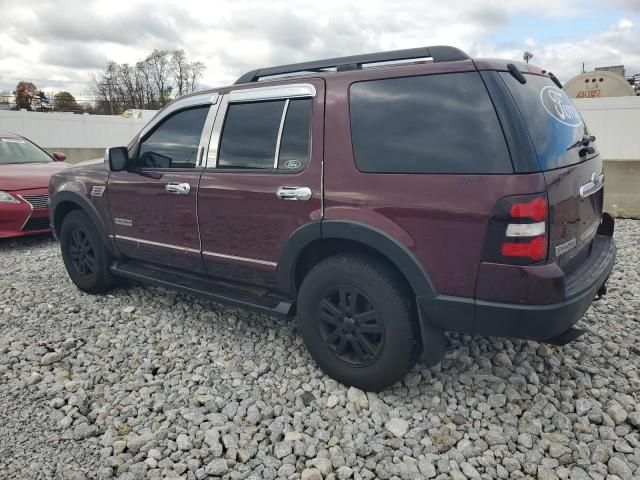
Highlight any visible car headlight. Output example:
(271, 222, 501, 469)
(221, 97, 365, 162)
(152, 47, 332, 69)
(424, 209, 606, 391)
(0, 191, 20, 204)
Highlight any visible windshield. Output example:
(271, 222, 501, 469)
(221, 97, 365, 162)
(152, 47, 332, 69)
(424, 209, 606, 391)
(0, 137, 52, 165)
(500, 72, 595, 170)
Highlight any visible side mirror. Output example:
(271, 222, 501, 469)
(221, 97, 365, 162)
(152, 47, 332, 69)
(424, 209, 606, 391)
(105, 147, 129, 172)
(52, 152, 66, 162)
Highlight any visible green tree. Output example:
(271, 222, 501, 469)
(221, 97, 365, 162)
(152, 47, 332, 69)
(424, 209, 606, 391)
(34, 91, 51, 112)
(53, 91, 80, 112)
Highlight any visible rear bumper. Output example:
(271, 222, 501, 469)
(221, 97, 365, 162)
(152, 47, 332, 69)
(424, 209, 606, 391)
(474, 233, 615, 340)
(419, 228, 616, 342)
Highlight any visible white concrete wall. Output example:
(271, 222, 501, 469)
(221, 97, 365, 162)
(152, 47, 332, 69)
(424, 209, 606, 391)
(0, 110, 149, 149)
(574, 96, 640, 161)
(574, 96, 640, 218)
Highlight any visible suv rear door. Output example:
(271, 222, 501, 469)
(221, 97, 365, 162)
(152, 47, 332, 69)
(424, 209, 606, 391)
(500, 73, 603, 268)
(108, 103, 214, 272)
(197, 79, 324, 286)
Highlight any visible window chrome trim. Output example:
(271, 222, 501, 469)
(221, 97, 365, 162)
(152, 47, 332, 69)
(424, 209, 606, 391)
(205, 95, 229, 168)
(198, 103, 221, 167)
(202, 250, 277, 268)
(273, 99, 290, 168)
(228, 83, 316, 103)
(139, 92, 220, 139)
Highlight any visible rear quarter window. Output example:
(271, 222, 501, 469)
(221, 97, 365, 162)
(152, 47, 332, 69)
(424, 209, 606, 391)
(349, 72, 513, 174)
(500, 73, 590, 170)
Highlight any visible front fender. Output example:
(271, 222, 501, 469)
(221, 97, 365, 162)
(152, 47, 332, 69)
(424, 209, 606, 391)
(49, 190, 116, 256)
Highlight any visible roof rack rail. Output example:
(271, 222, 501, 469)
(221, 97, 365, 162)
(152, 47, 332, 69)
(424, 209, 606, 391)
(234, 45, 470, 84)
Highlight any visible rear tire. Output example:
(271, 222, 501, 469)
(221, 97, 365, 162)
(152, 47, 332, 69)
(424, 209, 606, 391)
(60, 210, 116, 294)
(297, 254, 421, 391)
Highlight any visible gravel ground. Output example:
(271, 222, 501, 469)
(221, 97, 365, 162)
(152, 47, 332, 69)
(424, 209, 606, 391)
(0, 220, 638, 480)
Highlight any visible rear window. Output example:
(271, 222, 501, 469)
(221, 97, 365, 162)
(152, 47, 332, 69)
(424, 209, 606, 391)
(349, 72, 512, 174)
(500, 73, 590, 170)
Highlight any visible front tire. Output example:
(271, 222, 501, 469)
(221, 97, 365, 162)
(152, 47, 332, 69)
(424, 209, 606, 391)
(297, 254, 421, 391)
(60, 210, 115, 294)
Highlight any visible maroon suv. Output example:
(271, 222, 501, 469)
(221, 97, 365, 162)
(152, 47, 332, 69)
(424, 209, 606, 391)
(49, 46, 616, 391)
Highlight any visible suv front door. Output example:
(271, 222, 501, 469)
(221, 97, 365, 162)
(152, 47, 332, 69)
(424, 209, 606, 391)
(108, 101, 216, 272)
(197, 80, 324, 287)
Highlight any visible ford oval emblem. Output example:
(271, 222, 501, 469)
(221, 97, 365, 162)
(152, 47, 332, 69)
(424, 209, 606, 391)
(540, 86, 583, 128)
(284, 159, 302, 169)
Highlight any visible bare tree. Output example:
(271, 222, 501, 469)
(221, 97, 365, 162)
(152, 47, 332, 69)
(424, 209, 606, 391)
(187, 61, 206, 93)
(170, 49, 190, 97)
(146, 49, 172, 103)
(90, 49, 207, 114)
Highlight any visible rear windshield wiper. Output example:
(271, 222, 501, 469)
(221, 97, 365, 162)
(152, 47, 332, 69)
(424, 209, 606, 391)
(548, 72, 563, 89)
(567, 135, 596, 151)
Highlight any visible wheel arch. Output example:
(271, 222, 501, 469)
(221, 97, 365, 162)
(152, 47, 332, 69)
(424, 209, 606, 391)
(277, 220, 436, 299)
(50, 191, 115, 255)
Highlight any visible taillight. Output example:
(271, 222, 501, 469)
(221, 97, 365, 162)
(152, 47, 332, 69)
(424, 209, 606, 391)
(483, 193, 549, 265)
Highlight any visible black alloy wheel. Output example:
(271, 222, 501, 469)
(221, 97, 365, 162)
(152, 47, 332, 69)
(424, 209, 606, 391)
(318, 285, 385, 366)
(60, 209, 118, 294)
(67, 227, 96, 276)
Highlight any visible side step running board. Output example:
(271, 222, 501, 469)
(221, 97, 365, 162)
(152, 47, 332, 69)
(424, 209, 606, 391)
(111, 261, 293, 318)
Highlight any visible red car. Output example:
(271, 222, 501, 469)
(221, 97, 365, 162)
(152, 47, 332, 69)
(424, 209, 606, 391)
(0, 132, 68, 238)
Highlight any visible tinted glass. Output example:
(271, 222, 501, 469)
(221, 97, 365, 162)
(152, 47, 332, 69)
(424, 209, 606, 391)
(218, 100, 285, 169)
(136, 106, 209, 169)
(500, 73, 591, 170)
(0, 137, 52, 164)
(277, 99, 312, 170)
(350, 72, 512, 174)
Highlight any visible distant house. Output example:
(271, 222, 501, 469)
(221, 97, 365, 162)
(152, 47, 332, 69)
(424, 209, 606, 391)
(0, 92, 14, 110)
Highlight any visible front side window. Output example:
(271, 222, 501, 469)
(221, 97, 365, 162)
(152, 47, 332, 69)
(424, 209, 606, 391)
(136, 106, 209, 169)
(0, 137, 52, 165)
(217, 98, 312, 171)
(349, 72, 513, 174)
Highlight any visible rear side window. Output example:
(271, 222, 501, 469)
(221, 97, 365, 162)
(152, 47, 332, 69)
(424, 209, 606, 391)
(349, 72, 512, 174)
(218, 99, 312, 171)
(500, 73, 589, 170)
(218, 100, 284, 169)
(277, 99, 312, 170)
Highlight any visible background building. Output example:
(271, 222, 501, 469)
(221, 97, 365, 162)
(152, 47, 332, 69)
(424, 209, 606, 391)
(565, 66, 637, 98)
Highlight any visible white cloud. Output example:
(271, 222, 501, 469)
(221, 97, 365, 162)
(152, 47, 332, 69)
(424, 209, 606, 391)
(619, 18, 634, 28)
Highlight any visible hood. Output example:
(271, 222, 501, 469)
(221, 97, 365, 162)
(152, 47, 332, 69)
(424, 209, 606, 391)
(0, 162, 71, 191)
(76, 157, 104, 166)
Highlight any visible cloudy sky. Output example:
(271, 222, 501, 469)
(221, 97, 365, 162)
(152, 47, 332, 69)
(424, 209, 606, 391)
(1, 0, 639, 97)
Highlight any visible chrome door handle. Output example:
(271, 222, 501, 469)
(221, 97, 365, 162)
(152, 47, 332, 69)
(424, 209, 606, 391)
(276, 186, 312, 201)
(579, 172, 604, 199)
(165, 182, 191, 194)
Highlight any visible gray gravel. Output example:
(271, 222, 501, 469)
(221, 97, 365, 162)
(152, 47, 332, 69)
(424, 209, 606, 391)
(1, 220, 639, 480)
